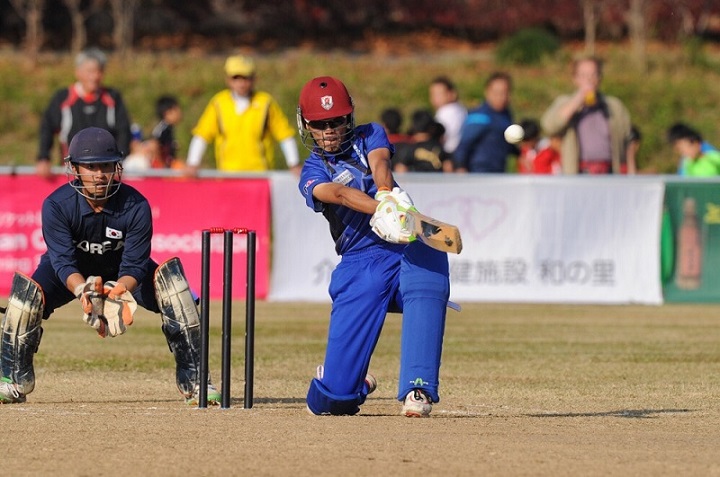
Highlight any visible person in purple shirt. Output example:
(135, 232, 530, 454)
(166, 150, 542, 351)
(0, 127, 219, 405)
(297, 76, 451, 417)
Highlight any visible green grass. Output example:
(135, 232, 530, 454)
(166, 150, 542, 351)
(34, 300, 720, 410)
(2, 44, 720, 173)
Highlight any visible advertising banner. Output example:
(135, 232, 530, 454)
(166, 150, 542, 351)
(0, 175, 270, 299)
(663, 180, 720, 303)
(270, 175, 664, 304)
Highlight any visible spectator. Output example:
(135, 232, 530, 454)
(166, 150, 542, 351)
(541, 56, 632, 175)
(150, 95, 183, 169)
(533, 134, 562, 175)
(453, 71, 516, 173)
(429, 76, 467, 157)
(517, 118, 542, 174)
(121, 141, 153, 172)
(380, 108, 412, 145)
(667, 124, 720, 177)
(185, 54, 300, 176)
(36, 47, 132, 179)
(393, 109, 450, 172)
(667, 122, 717, 157)
(516, 118, 561, 175)
(622, 124, 642, 174)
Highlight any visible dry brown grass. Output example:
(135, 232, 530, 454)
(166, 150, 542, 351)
(1, 301, 719, 475)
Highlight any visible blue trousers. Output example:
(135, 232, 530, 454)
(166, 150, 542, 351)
(306, 242, 450, 415)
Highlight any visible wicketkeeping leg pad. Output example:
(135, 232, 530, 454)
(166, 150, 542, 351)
(154, 257, 202, 397)
(1, 272, 44, 395)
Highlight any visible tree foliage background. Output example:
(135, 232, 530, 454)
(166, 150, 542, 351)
(1, 0, 720, 59)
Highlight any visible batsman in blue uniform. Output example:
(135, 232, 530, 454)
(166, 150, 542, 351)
(0, 127, 220, 405)
(297, 77, 451, 417)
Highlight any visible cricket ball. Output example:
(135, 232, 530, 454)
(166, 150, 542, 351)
(504, 124, 524, 144)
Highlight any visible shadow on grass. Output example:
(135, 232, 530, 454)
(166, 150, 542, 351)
(249, 396, 400, 405)
(526, 408, 693, 419)
(248, 397, 306, 405)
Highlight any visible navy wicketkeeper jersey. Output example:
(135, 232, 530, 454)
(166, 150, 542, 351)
(39, 182, 154, 286)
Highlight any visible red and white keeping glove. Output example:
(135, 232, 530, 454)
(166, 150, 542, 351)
(103, 281, 137, 333)
(74, 276, 107, 337)
(74, 278, 136, 338)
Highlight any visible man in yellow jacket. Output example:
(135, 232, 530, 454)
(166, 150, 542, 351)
(185, 55, 300, 175)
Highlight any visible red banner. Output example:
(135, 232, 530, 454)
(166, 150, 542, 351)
(0, 175, 270, 300)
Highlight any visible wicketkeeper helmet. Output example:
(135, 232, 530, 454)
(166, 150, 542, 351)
(65, 127, 124, 164)
(64, 127, 124, 200)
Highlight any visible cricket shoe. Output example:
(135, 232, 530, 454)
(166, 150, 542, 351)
(0, 377, 26, 404)
(315, 365, 377, 395)
(401, 389, 432, 418)
(184, 383, 221, 406)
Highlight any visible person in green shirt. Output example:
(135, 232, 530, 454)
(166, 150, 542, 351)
(669, 125, 720, 177)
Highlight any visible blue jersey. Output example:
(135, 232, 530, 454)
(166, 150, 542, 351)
(299, 124, 450, 416)
(453, 101, 515, 172)
(39, 182, 154, 286)
(299, 122, 399, 255)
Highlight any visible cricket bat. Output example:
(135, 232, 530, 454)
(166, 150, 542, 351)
(406, 209, 463, 254)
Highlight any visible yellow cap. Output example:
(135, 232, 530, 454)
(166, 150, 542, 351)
(224, 55, 255, 77)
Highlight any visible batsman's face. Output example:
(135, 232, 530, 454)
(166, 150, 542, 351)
(74, 162, 118, 199)
(306, 116, 349, 152)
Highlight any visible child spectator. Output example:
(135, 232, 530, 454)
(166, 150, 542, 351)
(516, 118, 561, 174)
(151, 95, 183, 169)
(667, 123, 720, 177)
(393, 109, 450, 172)
(380, 108, 412, 145)
(622, 124, 641, 174)
(534, 134, 562, 174)
(517, 118, 541, 174)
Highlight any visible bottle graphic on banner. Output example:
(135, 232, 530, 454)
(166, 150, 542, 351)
(675, 197, 702, 290)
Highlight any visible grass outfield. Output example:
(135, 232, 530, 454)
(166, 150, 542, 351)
(2, 301, 719, 475)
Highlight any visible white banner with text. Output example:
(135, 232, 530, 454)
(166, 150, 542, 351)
(270, 174, 664, 304)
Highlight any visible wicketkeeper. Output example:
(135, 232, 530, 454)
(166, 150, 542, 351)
(0, 127, 220, 405)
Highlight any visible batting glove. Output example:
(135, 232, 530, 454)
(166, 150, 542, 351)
(370, 196, 414, 244)
(388, 187, 416, 213)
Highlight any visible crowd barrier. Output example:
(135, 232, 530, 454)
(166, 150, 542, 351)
(1, 167, 718, 304)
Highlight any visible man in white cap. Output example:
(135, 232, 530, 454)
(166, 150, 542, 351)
(185, 54, 300, 176)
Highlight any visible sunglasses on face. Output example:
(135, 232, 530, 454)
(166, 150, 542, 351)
(230, 75, 253, 80)
(306, 117, 347, 130)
